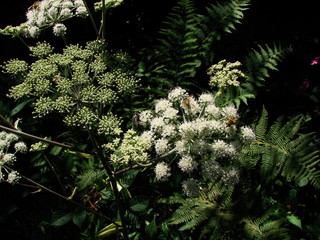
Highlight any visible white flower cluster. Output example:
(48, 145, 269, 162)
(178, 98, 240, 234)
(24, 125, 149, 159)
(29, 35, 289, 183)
(1, 0, 88, 38)
(0, 131, 27, 184)
(135, 88, 255, 192)
(207, 59, 245, 89)
(108, 87, 255, 195)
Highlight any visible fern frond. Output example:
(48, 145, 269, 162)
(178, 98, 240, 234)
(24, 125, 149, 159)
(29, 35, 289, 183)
(244, 44, 292, 85)
(242, 108, 320, 189)
(166, 181, 234, 238)
(151, 0, 203, 87)
(76, 168, 106, 190)
(244, 209, 290, 239)
(205, 0, 250, 36)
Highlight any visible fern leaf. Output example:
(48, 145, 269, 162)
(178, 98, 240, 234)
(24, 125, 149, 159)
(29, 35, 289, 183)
(76, 169, 106, 190)
(244, 44, 292, 85)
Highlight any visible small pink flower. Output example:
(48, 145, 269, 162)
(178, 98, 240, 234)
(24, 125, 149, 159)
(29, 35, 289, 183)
(311, 56, 320, 65)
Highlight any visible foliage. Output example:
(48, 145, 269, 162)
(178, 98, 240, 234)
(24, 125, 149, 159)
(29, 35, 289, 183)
(0, 0, 319, 240)
(241, 107, 320, 189)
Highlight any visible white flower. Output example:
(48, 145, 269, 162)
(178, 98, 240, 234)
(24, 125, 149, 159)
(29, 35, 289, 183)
(14, 142, 28, 153)
(168, 87, 187, 102)
(155, 99, 172, 113)
(139, 131, 154, 145)
(202, 160, 223, 179)
(27, 26, 40, 38)
(60, 8, 73, 19)
(175, 140, 188, 155)
(76, 6, 88, 17)
(53, 23, 67, 36)
(198, 93, 214, 105)
(240, 126, 256, 143)
(48, 6, 59, 19)
(207, 120, 225, 134)
(150, 117, 166, 132)
(62, 0, 74, 8)
(155, 162, 171, 181)
(180, 96, 200, 115)
(179, 121, 197, 139)
(221, 105, 238, 119)
(205, 104, 221, 119)
(182, 178, 200, 197)
(26, 9, 37, 23)
(162, 107, 178, 121)
(155, 138, 169, 155)
(2, 153, 16, 165)
(7, 171, 20, 184)
(161, 124, 176, 138)
(178, 155, 197, 173)
(0, 132, 8, 140)
(36, 13, 47, 27)
(212, 140, 236, 158)
(0, 140, 9, 151)
(139, 110, 153, 127)
(74, 0, 85, 7)
(221, 167, 240, 186)
(5, 134, 19, 143)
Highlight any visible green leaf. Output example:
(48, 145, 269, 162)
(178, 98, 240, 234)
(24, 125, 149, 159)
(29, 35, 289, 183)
(50, 146, 62, 156)
(296, 177, 309, 187)
(130, 200, 149, 212)
(287, 215, 302, 229)
(72, 209, 86, 228)
(51, 212, 73, 227)
(10, 99, 33, 117)
(145, 216, 157, 239)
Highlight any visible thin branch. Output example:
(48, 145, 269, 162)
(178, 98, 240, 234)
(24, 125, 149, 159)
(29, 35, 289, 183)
(82, 0, 99, 36)
(0, 124, 95, 155)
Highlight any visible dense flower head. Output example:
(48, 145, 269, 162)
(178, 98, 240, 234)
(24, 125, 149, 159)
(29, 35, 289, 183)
(155, 162, 171, 181)
(109, 87, 255, 192)
(0, 0, 89, 38)
(106, 130, 151, 166)
(7, 40, 139, 131)
(0, 131, 27, 184)
(208, 59, 245, 89)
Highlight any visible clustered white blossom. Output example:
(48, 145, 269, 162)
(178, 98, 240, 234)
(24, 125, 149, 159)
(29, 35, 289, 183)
(208, 59, 245, 89)
(0, 0, 89, 38)
(108, 86, 256, 196)
(0, 131, 27, 184)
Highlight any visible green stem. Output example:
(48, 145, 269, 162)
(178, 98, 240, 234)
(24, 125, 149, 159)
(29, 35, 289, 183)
(101, 0, 107, 40)
(17, 35, 30, 50)
(43, 154, 67, 195)
(88, 130, 129, 240)
(17, 172, 111, 221)
(82, 0, 99, 37)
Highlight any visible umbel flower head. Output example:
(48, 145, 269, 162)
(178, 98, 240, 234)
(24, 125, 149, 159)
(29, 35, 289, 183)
(0, 0, 89, 38)
(0, 131, 27, 184)
(108, 87, 256, 196)
(5, 40, 139, 134)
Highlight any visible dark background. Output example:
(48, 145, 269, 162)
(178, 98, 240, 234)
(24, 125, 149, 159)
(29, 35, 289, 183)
(1, 1, 320, 119)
